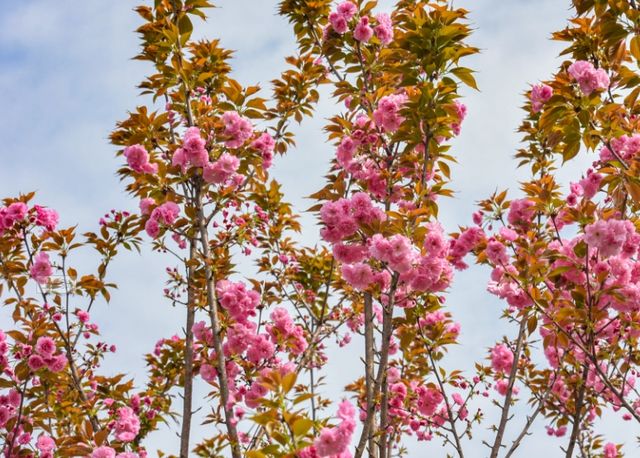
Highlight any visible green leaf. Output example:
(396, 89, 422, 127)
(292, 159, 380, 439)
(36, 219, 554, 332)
(178, 15, 193, 45)
(451, 67, 478, 90)
(292, 417, 314, 437)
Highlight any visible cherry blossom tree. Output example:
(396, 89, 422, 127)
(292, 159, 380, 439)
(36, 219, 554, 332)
(1, 1, 639, 457)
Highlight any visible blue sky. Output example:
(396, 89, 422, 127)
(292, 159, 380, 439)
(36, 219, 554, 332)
(1, 1, 633, 456)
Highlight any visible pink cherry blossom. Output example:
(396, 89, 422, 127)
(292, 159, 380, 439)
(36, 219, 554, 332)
(530, 83, 553, 113)
(34, 206, 59, 231)
(114, 406, 140, 442)
(373, 93, 407, 132)
(123, 144, 157, 174)
(30, 252, 53, 284)
(374, 13, 393, 45)
(354, 17, 373, 42)
(568, 60, 610, 95)
(222, 111, 253, 149)
(91, 446, 116, 458)
(490, 343, 514, 373)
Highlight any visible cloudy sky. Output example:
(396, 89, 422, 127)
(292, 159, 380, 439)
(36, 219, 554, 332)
(0, 1, 633, 456)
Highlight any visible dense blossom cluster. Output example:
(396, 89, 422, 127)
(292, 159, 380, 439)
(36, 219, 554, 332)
(567, 60, 610, 96)
(373, 93, 407, 132)
(322, 194, 472, 296)
(600, 134, 640, 163)
(298, 400, 356, 457)
(191, 280, 310, 430)
(135, 112, 272, 194)
(327, 1, 393, 45)
(144, 201, 180, 238)
(0, 202, 58, 235)
(124, 144, 158, 174)
(530, 83, 553, 113)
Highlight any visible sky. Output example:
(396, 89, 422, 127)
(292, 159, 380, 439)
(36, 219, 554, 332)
(0, 0, 635, 456)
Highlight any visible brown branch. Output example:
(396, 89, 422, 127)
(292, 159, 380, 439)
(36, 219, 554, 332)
(194, 182, 242, 458)
(179, 238, 197, 458)
(564, 365, 589, 458)
(504, 366, 563, 458)
(489, 314, 528, 458)
(354, 292, 378, 458)
(429, 352, 465, 458)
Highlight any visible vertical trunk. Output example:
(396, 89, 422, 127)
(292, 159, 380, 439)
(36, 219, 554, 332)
(364, 292, 378, 458)
(564, 366, 589, 458)
(377, 304, 394, 458)
(195, 184, 242, 458)
(489, 316, 527, 458)
(179, 240, 197, 458)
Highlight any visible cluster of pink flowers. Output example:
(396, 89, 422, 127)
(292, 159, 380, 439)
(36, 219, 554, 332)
(336, 222, 456, 293)
(266, 307, 308, 355)
(376, 373, 472, 443)
(0, 388, 20, 428)
(34, 205, 59, 232)
(545, 424, 568, 438)
(600, 134, 640, 163)
(604, 442, 619, 458)
(245, 333, 276, 365)
(416, 386, 444, 417)
(114, 406, 141, 442)
(171, 122, 260, 186)
(494, 379, 519, 396)
(172, 127, 209, 171)
(320, 192, 386, 243)
(27, 336, 67, 373)
(369, 234, 415, 273)
(340, 263, 378, 291)
(335, 117, 377, 167)
(251, 132, 276, 169)
(487, 264, 533, 311)
(307, 400, 356, 457)
(222, 111, 253, 149)
(328, 1, 357, 34)
(219, 295, 307, 368)
(328, 2, 393, 46)
(216, 280, 261, 323)
(566, 169, 603, 205)
(30, 252, 53, 284)
(490, 343, 514, 373)
(584, 218, 637, 258)
(451, 101, 467, 136)
(354, 16, 373, 42)
(373, 93, 407, 132)
(203, 152, 240, 185)
(91, 446, 141, 458)
(579, 169, 603, 200)
(321, 192, 476, 294)
(530, 83, 553, 113)
(0, 202, 59, 235)
(568, 60, 610, 95)
(545, 225, 640, 313)
(143, 201, 180, 238)
(189, 278, 316, 433)
(0, 202, 28, 232)
(449, 226, 484, 269)
(36, 434, 56, 458)
(374, 13, 393, 45)
(198, 314, 301, 415)
(123, 144, 158, 174)
(485, 240, 509, 265)
(507, 198, 536, 226)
